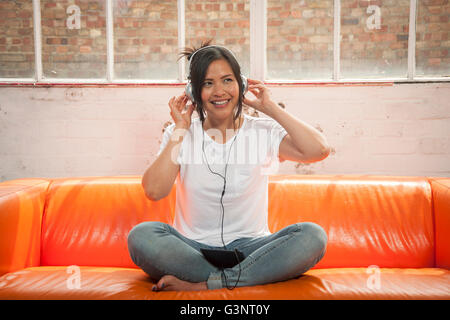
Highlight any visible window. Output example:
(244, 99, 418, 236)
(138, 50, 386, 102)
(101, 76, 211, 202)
(185, 0, 250, 76)
(267, 0, 334, 80)
(340, 0, 410, 79)
(0, 0, 448, 83)
(41, 0, 107, 79)
(0, 0, 35, 78)
(416, 0, 450, 77)
(114, 0, 178, 80)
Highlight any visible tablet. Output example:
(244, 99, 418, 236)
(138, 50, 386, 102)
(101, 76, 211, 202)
(200, 248, 245, 269)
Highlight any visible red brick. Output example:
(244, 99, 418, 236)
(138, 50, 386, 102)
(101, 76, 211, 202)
(56, 46, 68, 53)
(291, 11, 302, 18)
(79, 46, 91, 53)
(428, 58, 441, 65)
(268, 20, 283, 27)
(439, 15, 449, 23)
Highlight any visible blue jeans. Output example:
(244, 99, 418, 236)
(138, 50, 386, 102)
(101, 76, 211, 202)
(127, 221, 327, 290)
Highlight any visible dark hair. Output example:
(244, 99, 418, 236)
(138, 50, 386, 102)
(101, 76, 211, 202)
(178, 39, 244, 124)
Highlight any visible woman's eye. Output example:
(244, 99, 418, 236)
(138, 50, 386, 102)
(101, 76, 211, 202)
(203, 78, 233, 87)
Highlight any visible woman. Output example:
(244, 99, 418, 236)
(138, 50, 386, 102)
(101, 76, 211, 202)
(128, 41, 330, 291)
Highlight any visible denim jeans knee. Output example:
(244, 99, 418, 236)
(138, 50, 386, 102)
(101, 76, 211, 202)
(127, 221, 168, 265)
(299, 222, 328, 259)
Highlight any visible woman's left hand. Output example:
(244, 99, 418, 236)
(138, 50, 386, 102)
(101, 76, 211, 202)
(243, 78, 278, 116)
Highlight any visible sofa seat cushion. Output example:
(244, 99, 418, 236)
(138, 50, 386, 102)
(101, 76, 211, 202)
(0, 267, 448, 300)
(0, 266, 153, 300)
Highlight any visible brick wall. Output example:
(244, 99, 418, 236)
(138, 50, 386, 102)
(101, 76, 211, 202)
(340, 0, 410, 79)
(40, 0, 107, 78)
(0, 0, 34, 78)
(114, 0, 178, 79)
(267, 0, 334, 79)
(416, 0, 450, 76)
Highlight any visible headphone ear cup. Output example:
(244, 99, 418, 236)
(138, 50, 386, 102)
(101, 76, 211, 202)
(185, 82, 194, 102)
(241, 75, 248, 97)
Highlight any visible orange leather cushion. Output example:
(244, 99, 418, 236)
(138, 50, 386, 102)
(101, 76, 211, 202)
(0, 179, 49, 275)
(40, 177, 175, 268)
(40, 175, 435, 269)
(430, 178, 450, 268)
(1, 266, 448, 300)
(268, 175, 435, 268)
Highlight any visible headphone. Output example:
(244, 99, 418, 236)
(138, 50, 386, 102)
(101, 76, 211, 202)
(185, 45, 248, 103)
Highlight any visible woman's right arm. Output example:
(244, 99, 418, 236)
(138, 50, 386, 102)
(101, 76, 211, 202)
(141, 126, 187, 201)
(142, 93, 195, 201)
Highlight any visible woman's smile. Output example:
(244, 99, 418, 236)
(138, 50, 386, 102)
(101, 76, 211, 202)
(210, 99, 231, 108)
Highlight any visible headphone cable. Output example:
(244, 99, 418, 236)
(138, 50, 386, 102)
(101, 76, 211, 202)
(201, 118, 242, 289)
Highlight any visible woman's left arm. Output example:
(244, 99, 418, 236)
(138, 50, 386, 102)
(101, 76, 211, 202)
(243, 79, 330, 163)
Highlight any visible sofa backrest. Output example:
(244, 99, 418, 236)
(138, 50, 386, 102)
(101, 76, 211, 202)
(40, 175, 435, 269)
(268, 175, 434, 268)
(40, 177, 175, 268)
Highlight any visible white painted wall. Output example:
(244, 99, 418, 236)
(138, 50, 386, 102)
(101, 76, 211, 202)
(0, 83, 449, 182)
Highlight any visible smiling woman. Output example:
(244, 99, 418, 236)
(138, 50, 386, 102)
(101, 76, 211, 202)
(131, 42, 329, 292)
(181, 41, 247, 128)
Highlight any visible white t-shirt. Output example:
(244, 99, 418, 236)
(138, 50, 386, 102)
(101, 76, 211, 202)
(157, 113, 288, 247)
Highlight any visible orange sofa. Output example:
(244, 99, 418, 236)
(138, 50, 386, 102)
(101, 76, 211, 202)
(0, 175, 449, 300)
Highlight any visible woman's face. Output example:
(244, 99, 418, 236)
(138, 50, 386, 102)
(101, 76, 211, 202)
(200, 59, 240, 122)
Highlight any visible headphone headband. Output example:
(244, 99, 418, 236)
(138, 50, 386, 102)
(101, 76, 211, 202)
(187, 45, 238, 77)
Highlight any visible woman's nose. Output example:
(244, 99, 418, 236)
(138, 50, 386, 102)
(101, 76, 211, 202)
(212, 83, 226, 96)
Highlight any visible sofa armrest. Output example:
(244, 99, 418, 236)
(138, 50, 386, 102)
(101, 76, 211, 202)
(429, 178, 450, 268)
(0, 179, 50, 276)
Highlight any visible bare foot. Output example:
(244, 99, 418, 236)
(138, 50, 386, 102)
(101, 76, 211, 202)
(152, 275, 208, 292)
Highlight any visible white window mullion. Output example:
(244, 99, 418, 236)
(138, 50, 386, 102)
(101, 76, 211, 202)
(250, 0, 266, 81)
(178, 0, 186, 82)
(32, 0, 43, 82)
(333, 0, 341, 81)
(106, 0, 114, 82)
(408, 0, 417, 80)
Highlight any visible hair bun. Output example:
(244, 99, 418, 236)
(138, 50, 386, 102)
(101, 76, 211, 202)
(177, 39, 214, 62)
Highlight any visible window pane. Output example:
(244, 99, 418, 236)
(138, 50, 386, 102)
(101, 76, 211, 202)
(0, 0, 35, 78)
(416, 1, 450, 77)
(267, 0, 334, 80)
(41, 0, 106, 79)
(185, 0, 250, 77)
(340, 0, 410, 79)
(114, 0, 178, 80)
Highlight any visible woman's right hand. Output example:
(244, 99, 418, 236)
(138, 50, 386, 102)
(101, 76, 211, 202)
(168, 92, 195, 130)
